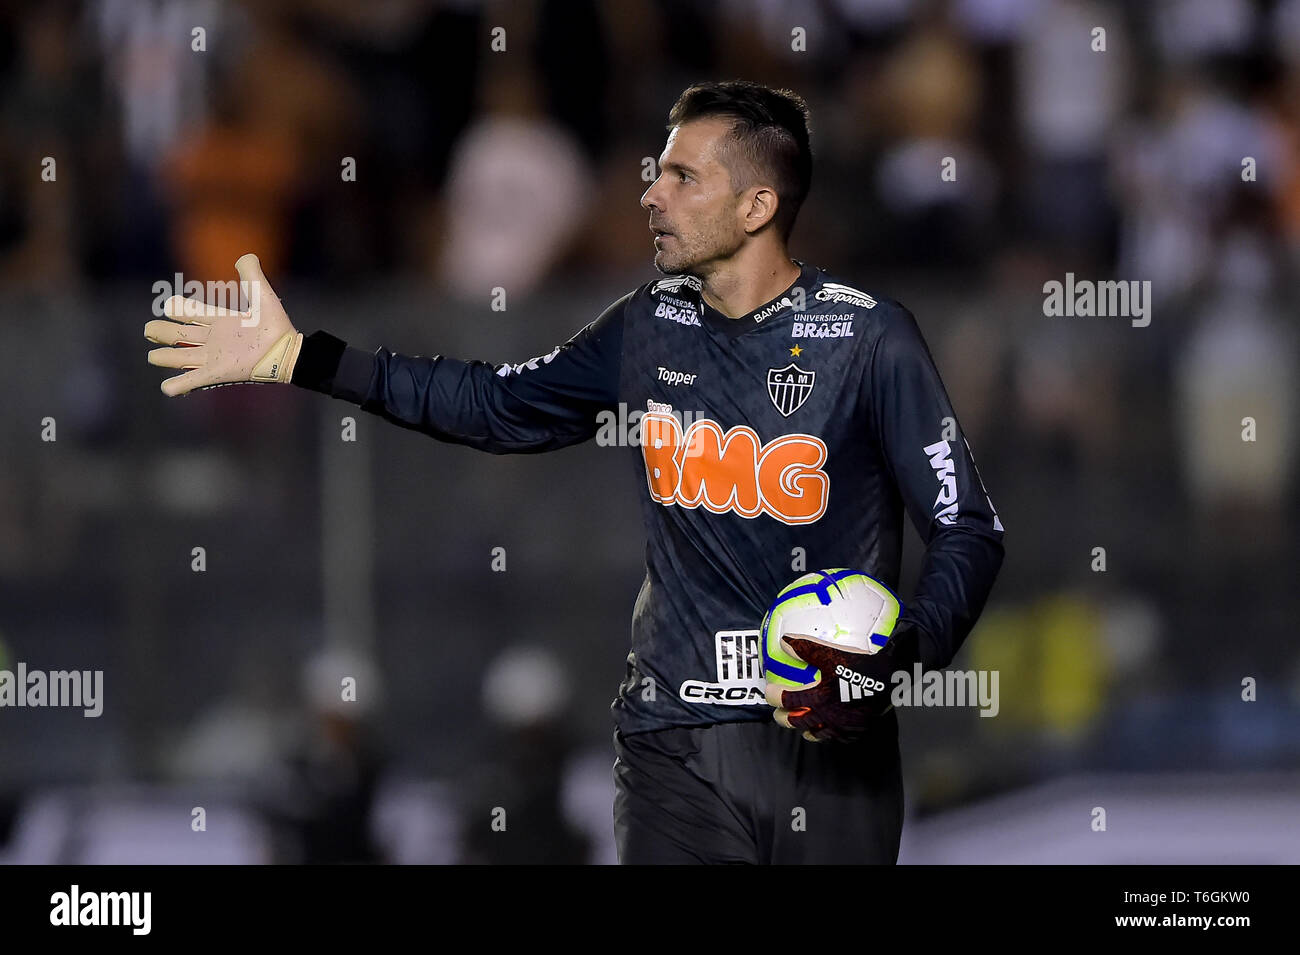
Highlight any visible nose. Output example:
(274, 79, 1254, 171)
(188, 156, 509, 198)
(640, 179, 662, 214)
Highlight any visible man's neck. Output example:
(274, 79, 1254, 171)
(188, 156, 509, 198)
(698, 246, 802, 319)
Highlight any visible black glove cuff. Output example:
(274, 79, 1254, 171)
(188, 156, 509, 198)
(885, 619, 926, 671)
(291, 330, 348, 393)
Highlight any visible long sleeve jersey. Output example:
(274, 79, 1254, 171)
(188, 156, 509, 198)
(291, 261, 1005, 735)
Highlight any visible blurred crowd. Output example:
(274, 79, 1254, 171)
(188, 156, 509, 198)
(4, 0, 1297, 290)
(1, 0, 1299, 860)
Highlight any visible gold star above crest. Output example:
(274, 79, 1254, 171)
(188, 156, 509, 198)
(789, 345, 803, 357)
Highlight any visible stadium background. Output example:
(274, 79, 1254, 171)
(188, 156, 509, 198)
(0, 0, 1297, 863)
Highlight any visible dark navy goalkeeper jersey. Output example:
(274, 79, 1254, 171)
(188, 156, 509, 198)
(292, 260, 1005, 736)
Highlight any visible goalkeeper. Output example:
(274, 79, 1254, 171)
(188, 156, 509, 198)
(145, 81, 1004, 864)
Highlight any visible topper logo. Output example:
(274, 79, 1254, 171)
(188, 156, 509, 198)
(639, 412, 829, 524)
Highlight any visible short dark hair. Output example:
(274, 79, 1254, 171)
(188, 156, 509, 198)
(667, 80, 813, 240)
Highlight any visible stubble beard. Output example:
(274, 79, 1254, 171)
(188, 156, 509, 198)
(652, 221, 741, 278)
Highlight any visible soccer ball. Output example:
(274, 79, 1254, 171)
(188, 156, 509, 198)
(760, 569, 902, 688)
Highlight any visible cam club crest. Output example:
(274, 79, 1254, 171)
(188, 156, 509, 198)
(767, 363, 816, 417)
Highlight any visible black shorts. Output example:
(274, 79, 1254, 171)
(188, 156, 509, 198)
(613, 715, 904, 864)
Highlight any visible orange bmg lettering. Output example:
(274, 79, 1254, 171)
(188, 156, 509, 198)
(640, 411, 828, 524)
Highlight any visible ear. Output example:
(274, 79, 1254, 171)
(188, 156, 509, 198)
(742, 186, 780, 234)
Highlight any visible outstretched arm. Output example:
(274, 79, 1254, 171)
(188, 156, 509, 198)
(145, 254, 628, 455)
(290, 297, 627, 454)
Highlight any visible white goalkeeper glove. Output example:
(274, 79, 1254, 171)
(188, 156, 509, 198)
(144, 253, 303, 397)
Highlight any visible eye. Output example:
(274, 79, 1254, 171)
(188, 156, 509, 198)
(678, 170, 691, 183)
